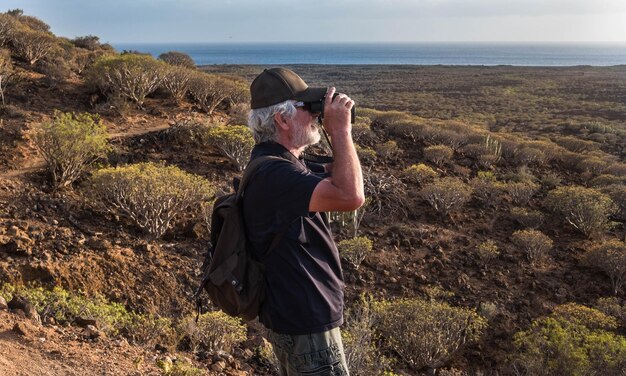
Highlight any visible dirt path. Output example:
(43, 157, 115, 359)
(0, 122, 171, 181)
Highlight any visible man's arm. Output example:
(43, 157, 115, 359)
(309, 87, 365, 212)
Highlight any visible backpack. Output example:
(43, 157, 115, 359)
(194, 156, 284, 322)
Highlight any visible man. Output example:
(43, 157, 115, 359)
(244, 67, 364, 375)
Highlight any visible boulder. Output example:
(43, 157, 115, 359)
(8, 295, 41, 324)
(0, 296, 7, 310)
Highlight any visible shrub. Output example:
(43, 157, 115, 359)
(387, 120, 428, 143)
(424, 144, 454, 167)
(188, 72, 240, 114)
(161, 65, 193, 103)
(87, 54, 166, 107)
(605, 163, 626, 177)
(510, 207, 544, 229)
(338, 236, 373, 270)
(544, 186, 616, 238)
(511, 229, 553, 263)
(552, 303, 618, 331)
(89, 162, 214, 239)
(600, 184, 626, 221)
(375, 140, 402, 161)
(0, 13, 18, 46)
(512, 316, 626, 376)
(470, 172, 504, 208)
(505, 181, 539, 205)
(158, 51, 196, 69)
(157, 358, 204, 376)
(71, 35, 101, 50)
(584, 240, 626, 296)
(421, 177, 473, 218)
(203, 124, 254, 171)
(476, 240, 500, 264)
(33, 111, 110, 189)
(403, 163, 438, 185)
(590, 174, 625, 188)
(363, 170, 408, 219)
(540, 172, 562, 189)
(0, 48, 16, 105)
(373, 298, 486, 371)
(10, 27, 56, 65)
(513, 146, 547, 167)
(0, 284, 175, 345)
(351, 119, 376, 144)
(342, 296, 391, 375)
(577, 156, 607, 175)
(178, 311, 246, 353)
(555, 135, 600, 153)
(355, 144, 377, 165)
(596, 297, 626, 326)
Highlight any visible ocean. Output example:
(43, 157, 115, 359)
(112, 42, 626, 67)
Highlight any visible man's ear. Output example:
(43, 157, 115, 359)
(274, 112, 290, 131)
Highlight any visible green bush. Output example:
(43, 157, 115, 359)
(600, 184, 626, 221)
(505, 181, 539, 205)
(338, 236, 373, 270)
(33, 111, 110, 189)
(11, 27, 56, 65)
(355, 144, 377, 165)
(188, 72, 241, 114)
(510, 207, 544, 229)
(584, 240, 626, 296)
(87, 54, 166, 107)
(552, 303, 618, 331)
(0, 283, 175, 346)
(596, 297, 626, 327)
(421, 177, 473, 218)
(375, 140, 402, 161)
(157, 358, 205, 376)
(470, 173, 505, 208)
(89, 162, 214, 239)
(161, 65, 194, 103)
(373, 298, 486, 371)
(0, 48, 16, 105)
(544, 186, 616, 238)
(342, 296, 392, 375)
(476, 240, 500, 264)
(424, 144, 454, 167)
(203, 124, 254, 171)
(158, 51, 196, 69)
(511, 229, 553, 264)
(403, 163, 438, 185)
(178, 311, 246, 354)
(513, 315, 626, 376)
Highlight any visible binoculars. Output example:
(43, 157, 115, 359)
(307, 93, 356, 124)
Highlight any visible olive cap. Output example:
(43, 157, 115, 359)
(250, 68, 327, 109)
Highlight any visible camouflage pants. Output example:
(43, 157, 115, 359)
(267, 327, 349, 376)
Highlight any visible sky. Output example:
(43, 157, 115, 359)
(4, 0, 626, 43)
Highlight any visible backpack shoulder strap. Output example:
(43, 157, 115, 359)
(236, 155, 284, 200)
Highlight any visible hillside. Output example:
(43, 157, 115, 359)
(1, 9, 626, 376)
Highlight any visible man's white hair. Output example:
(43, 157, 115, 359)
(247, 100, 297, 144)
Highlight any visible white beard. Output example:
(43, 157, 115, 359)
(293, 121, 321, 149)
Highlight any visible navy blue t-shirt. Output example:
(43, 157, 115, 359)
(242, 142, 344, 335)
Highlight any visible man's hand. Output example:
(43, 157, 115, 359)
(322, 87, 355, 137)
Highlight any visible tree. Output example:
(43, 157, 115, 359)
(158, 51, 195, 69)
(0, 13, 18, 47)
(33, 111, 110, 189)
(511, 229, 553, 264)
